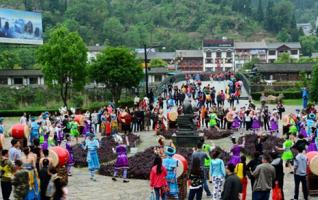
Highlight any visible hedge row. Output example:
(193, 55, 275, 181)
(0, 100, 134, 117)
(251, 91, 301, 100)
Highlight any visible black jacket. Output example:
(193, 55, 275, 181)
(221, 174, 242, 200)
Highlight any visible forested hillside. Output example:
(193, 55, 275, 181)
(0, 0, 317, 69)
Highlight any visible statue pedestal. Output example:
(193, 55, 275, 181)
(174, 115, 203, 147)
(172, 133, 203, 147)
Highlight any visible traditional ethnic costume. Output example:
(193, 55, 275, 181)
(270, 114, 279, 134)
(307, 138, 318, 152)
(23, 163, 40, 200)
(84, 134, 100, 181)
(30, 119, 40, 145)
(281, 139, 293, 161)
(162, 146, 179, 199)
(70, 121, 80, 138)
(228, 144, 241, 166)
(66, 141, 74, 175)
(251, 114, 261, 131)
(306, 114, 316, 137)
(209, 113, 218, 128)
(56, 123, 64, 145)
(232, 114, 241, 129)
(113, 144, 129, 182)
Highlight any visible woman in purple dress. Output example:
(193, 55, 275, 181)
(251, 110, 261, 133)
(66, 134, 74, 176)
(83, 117, 92, 136)
(270, 110, 279, 135)
(228, 137, 244, 166)
(56, 123, 64, 145)
(232, 111, 241, 129)
(112, 138, 129, 183)
(299, 120, 308, 138)
(307, 133, 318, 152)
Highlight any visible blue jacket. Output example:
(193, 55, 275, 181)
(210, 158, 226, 178)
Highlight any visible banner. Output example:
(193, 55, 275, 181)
(0, 8, 43, 45)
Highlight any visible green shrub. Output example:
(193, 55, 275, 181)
(251, 91, 301, 100)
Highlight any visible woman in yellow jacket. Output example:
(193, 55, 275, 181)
(234, 155, 247, 200)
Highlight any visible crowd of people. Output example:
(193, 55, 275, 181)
(0, 73, 317, 200)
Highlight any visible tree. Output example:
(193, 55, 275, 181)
(149, 58, 167, 68)
(0, 50, 20, 69)
(36, 26, 87, 107)
(243, 57, 260, 70)
(89, 47, 143, 103)
(277, 29, 291, 42)
(255, 0, 264, 22)
(300, 36, 318, 57)
(311, 64, 318, 103)
(275, 53, 293, 64)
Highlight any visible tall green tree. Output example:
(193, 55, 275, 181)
(255, 0, 264, 22)
(0, 50, 20, 69)
(311, 64, 318, 103)
(36, 26, 87, 107)
(150, 58, 167, 68)
(89, 47, 143, 103)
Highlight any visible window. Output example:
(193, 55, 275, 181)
(154, 75, 162, 82)
(269, 50, 276, 55)
(206, 59, 212, 64)
(206, 51, 211, 58)
(291, 50, 298, 55)
(226, 51, 232, 58)
(226, 58, 232, 63)
(13, 78, 23, 85)
(216, 51, 222, 58)
(0, 78, 7, 85)
(29, 77, 38, 84)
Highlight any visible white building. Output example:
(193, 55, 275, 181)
(234, 41, 267, 69)
(266, 42, 301, 63)
(203, 39, 235, 72)
(87, 45, 105, 62)
(0, 69, 44, 86)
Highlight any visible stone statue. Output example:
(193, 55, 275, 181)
(183, 100, 193, 114)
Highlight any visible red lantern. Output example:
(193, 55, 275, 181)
(51, 146, 70, 167)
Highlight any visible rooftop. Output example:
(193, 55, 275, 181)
(175, 50, 203, 58)
(254, 63, 313, 73)
(266, 42, 301, 49)
(0, 69, 43, 76)
(136, 52, 175, 60)
(203, 39, 234, 48)
(234, 41, 267, 49)
(147, 67, 170, 74)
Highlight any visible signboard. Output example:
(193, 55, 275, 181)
(0, 8, 43, 45)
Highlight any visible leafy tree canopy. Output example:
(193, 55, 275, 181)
(36, 25, 87, 107)
(89, 47, 143, 103)
(149, 58, 168, 68)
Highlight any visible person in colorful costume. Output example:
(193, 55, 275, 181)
(112, 136, 129, 183)
(30, 117, 40, 145)
(228, 137, 244, 166)
(83, 133, 100, 181)
(70, 118, 80, 143)
(307, 133, 318, 152)
(306, 113, 316, 137)
(276, 135, 294, 173)
(251, 110, 261, 133)
(298, 119, 307, 138)
(301, 87, 309, 109)
(162, 146, 179, 199)
(65, 134, 74, 176)
(208, 111, 219, 129)
(270, 110, 279, 135)
(83, 115, 92, 136)
(55, 123, 64, 145)
(231, 109, 241, 129)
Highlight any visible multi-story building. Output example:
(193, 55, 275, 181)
(266, 42, 301, 63)
(203, 39, 235, 72)
(234, 42, 267, 70)
(175, 50, 203, 72)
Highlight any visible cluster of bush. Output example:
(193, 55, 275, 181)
(251, 90, 301, 100)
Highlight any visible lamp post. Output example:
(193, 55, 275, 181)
(144, 44, 149, 96)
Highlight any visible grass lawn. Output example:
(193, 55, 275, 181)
(255, 99, 302, 106)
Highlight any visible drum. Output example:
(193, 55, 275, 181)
(74, 115, 84, 126)
(48, 149, 59, 167)
(11, 124, 29, 139)
(0, 134, 4, 149)
(168, 111, 178, 122)
(50, 146, 70, 167)
(307, 152, 318, 175)
(173, 154, 188, 178)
